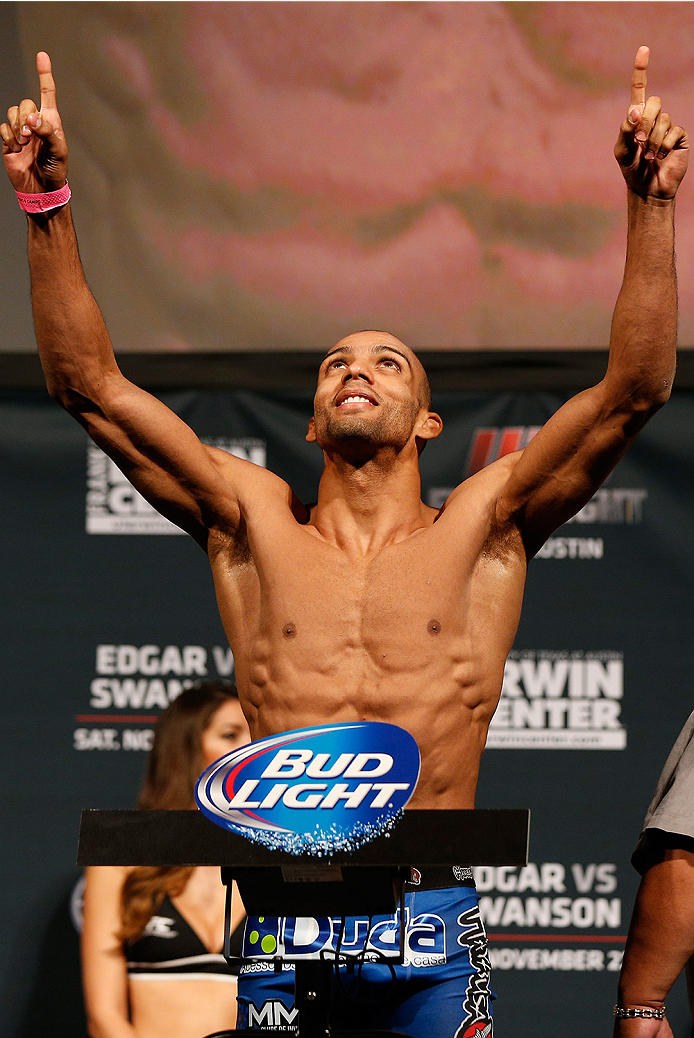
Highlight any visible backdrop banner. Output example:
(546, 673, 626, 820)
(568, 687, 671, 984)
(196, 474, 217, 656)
(1, 387, 693, 1038)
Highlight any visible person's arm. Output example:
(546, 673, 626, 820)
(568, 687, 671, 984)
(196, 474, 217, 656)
(81, 866, 139, 1038)
(494, 47, 688, 557)
(0, 53, 277, 548)
(614, 848, 694, 1038)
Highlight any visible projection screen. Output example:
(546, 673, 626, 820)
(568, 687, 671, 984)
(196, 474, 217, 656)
(3, 1, 694, 352)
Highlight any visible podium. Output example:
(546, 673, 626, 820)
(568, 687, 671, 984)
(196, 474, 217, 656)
(79, 808, 529, 1037)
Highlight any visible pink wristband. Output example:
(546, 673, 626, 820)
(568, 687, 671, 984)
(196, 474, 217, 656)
(16, 181, 71, 214)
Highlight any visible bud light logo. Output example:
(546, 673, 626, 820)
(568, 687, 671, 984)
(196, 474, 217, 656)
(195, 723, 420, 856)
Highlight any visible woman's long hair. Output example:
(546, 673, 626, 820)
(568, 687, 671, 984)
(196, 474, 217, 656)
(120, 681, 240, 942)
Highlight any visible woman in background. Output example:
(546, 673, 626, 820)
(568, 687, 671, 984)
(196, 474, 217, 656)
(82, 681, 251, 1038)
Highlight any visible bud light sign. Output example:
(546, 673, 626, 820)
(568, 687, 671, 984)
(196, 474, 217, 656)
(195, 722, 420, 855)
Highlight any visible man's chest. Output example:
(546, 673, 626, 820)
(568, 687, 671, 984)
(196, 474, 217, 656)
(212, 519, 522, 650)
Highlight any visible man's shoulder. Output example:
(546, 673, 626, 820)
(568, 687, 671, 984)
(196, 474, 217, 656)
(433, 452, 527, 563)
(208, 445, 313, 530)
(205, 443, 290, 495)
(437, 450, 523, 513)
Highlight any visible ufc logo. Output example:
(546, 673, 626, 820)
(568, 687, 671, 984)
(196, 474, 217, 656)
(466, 427, 541, 476)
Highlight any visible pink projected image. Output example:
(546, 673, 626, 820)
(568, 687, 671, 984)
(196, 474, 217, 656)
(18, 1, 694, 351)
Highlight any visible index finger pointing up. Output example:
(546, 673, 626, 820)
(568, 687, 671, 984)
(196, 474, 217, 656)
(631, 45, 649, 109)
(35, 51, 57, 111)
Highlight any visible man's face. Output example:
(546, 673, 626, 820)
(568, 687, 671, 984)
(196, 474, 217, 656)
(308, 331, 436, 456)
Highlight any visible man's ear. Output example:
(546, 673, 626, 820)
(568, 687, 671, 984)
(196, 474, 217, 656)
(418, 411, 443, 442)
(306, 417, 317, 443)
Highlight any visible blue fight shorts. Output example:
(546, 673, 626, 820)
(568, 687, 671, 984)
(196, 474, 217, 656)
(237, 874, 494, 1037)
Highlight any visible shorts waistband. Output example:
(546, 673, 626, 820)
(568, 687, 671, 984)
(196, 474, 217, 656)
(405, 865, 475, 891)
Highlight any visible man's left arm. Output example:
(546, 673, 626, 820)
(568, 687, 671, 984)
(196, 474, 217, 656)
(497, 47, 688, 557)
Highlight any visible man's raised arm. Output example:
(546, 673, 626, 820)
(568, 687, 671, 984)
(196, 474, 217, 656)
(1, 53, 252, 547)
(495, 47, 688, 557)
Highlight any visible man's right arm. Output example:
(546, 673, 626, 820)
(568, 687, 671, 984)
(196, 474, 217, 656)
(2, 53, 249, 547)
(27, 201, 244, 545)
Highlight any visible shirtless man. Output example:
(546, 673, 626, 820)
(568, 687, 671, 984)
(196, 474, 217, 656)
(2, 48, 687, 1037)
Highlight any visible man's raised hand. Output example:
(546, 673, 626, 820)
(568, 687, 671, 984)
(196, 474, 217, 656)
(615, 46, 688, 200)
(1, 51, 68, 195)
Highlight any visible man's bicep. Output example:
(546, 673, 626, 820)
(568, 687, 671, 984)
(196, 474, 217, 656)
(496, 383, 647, 553)
(77, 377, 241, 541)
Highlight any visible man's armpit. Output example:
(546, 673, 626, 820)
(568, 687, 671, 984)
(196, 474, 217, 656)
(481, 514, 526, 565)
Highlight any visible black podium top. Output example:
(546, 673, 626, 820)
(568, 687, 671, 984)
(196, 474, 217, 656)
(78, 808, 529, 867)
